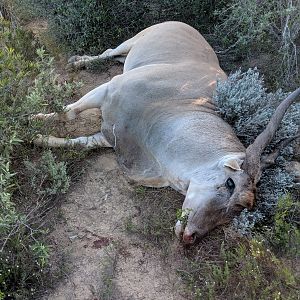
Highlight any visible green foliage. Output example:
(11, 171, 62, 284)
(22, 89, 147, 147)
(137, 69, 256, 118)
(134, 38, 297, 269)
(1, 20, 39, 152)
(27, 48, 81, 114)
(0, 20, 79, 149)
(24, 150, 70, 196)
(0, 17, 78, 298)
(12, 0, 227, 55)
(179, 237, 298, 300)
(30, 241, 50, 268)
(0, 19, 45, 298)
(215, 0, 300, 88)
(269, 194, 300, 256)
(215, 0, 275, 52)
(0, 154, 51, 299)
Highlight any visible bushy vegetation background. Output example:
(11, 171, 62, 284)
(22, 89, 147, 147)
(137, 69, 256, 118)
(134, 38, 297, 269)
(11, 0, 224, 53)
(9, 0, 300, 89)
(0, 16, 81, 298)
(1, 0, 299, 299)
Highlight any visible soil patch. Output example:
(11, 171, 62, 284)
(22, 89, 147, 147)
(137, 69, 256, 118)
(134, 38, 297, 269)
(43, 65, 187, 300)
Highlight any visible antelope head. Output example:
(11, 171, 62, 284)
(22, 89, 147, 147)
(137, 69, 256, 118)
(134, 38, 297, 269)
(176, 87, 300, 244)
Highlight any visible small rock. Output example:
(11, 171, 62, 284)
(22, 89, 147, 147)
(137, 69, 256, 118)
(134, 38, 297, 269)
(69, 235, 78, 241)
(92, 237, 111, 249)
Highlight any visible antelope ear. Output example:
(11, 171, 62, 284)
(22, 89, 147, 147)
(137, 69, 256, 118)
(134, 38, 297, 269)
(224, 158, 243, 171)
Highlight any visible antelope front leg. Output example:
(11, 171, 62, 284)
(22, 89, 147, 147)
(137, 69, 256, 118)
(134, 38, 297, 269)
(34, 132, 112, 149)
(32, 82, 109, 122)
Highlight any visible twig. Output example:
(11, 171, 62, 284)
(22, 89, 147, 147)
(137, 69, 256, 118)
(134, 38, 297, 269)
(261, 134, 300, 169)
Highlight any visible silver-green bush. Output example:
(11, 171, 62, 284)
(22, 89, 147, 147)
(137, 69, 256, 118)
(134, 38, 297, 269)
(214, 68, 299, 147)
(24, 150, 70, 196)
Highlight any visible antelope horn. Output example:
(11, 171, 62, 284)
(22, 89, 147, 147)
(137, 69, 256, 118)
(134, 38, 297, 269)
(243, 87, 300, 183)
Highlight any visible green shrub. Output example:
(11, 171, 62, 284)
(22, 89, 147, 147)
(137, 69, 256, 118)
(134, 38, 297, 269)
(24, 150, 70, 196)
(27, 48, 81, 114)
(269, 194, 300, 256)
(214, 68, 299, 147)
(215, 0, 300, 88)
(0, 152, 51, 299)
(11, 0, 228, 55)
(179, 236, 298, 300)
(0, 16, 78, 298)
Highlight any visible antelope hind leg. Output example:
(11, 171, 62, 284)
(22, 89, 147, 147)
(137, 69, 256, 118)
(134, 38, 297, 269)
(67, 47, 127, 70)
(67, 26, 151, 70)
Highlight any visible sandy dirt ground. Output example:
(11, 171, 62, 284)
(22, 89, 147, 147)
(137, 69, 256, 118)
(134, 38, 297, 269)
(42, 63, 187, 300)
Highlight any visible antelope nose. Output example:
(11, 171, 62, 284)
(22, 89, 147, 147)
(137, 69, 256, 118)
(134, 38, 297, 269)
(182, 228, 196, 244)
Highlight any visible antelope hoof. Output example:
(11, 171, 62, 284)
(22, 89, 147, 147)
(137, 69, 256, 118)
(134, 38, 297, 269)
(68, 55, 83, 63)
(30, 113, 49, 121)
(33, 134, 64, 147)
(67, 56, 89, 71)
(33, 134, 48, 146)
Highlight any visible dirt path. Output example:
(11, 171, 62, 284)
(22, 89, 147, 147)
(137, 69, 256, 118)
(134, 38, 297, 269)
(43, 65, 187, 300)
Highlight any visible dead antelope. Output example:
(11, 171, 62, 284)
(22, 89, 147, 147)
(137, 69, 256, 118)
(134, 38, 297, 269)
(34, 22, 300, 244)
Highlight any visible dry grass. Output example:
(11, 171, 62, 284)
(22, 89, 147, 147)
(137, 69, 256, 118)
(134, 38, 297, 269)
(129, 186, 299, 300)
(126, 186, 183, 247)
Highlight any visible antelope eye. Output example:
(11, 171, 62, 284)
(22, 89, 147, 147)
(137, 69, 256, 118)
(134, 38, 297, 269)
(225, 177, 235, 194)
